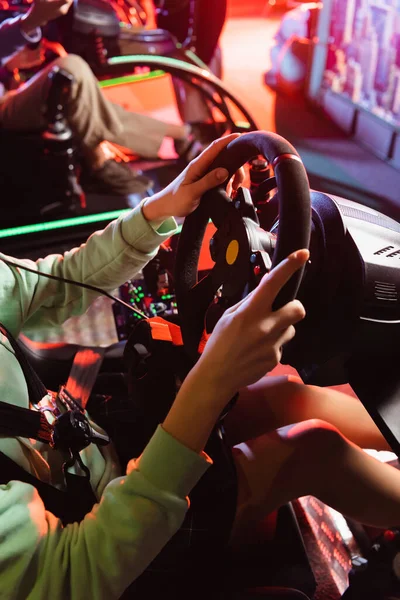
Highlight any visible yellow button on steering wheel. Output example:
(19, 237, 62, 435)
(226, 240, 239, 265)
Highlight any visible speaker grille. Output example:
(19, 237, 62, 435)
(374, 281, 398, 302)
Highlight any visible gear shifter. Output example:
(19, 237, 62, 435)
(41, 65, 86, 214)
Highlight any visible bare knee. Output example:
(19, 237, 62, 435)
(277, 375, 317, 402)
(232, 419, 347, 530)
(286, 374, 303, 386)
(277, 376, 309, 407)
(278, 418, 346, 457)
(245, 374, 304, 402)
(260, 374, 306, 402)
(276, 419, 347, 497)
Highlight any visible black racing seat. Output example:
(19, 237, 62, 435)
(55, 0, 190, 77)
(54, 0, 219, 81)
(60, 27, 183, 77)
(118, 27, 180, 57)
(18, 334, 126, 392)
(20, 328, 320, 600)
(17, 327, 315, 599)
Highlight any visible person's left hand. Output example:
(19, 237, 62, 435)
(142, 133, 245, 222)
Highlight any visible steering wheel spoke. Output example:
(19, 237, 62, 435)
(187, 265, 223, 308)
(206, 188, 232, 229)
(179, 265, 225, 358)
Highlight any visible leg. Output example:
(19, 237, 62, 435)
(157, 0, 227, 125)
(156, 0, 227, 64)
(195, 0, 227, 66)
(231, 419, 400, 545)
(0, 55, 188, 158)
(224, 375, 390, 451)
(0, 61, 53, 131)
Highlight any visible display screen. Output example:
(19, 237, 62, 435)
(320, 0, 400, 130)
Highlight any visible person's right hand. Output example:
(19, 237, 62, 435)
(21, 0, 73, 33)
(163, 250, 308, 453)
(194, 249, 309, 398)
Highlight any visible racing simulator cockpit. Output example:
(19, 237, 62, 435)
(0, 1, 400, 600)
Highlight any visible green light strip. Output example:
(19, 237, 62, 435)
(0, 211, 184, 240)
(181, 49, 208, 70)
(99, 70, 166, 88)
(110, 54, 183, 67)
(109, 54, 211, 76)
(235, 121, 251, 130)
(0, 209, 131, 239)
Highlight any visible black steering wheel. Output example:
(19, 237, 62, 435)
(175, 131, 311, 361)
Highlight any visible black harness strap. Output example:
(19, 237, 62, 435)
(0, 399, 52, 443)
(0, 323, 47, 404)
(0, 450, 95, 523)
(0, 323, 97, 524)
(64, 346, 106, 410)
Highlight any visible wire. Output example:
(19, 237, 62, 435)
(1, 257, 148, 320)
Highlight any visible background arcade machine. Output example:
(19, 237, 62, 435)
(305, 0, 400, 220)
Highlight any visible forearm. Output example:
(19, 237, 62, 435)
(142, 194, 176, 223)
(163, 363, 233, 453)
(0, 428, 210, 600)
(0, 204, 177, 336)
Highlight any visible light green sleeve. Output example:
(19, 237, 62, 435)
(0, 204, 177, 337)
(0, 426, 211, 600)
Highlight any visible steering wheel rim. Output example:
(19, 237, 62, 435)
(175, 131, 311, 360)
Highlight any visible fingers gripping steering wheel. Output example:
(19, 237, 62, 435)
(175, 131, 311, 362)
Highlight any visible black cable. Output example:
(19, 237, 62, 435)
(1, 257, 148, 320)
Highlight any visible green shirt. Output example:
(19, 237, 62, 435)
(0, 203, 211, 599)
